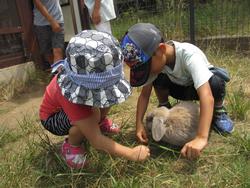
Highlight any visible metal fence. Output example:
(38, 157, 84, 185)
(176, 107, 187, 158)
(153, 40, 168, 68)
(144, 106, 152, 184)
(111, 0, 250, 51)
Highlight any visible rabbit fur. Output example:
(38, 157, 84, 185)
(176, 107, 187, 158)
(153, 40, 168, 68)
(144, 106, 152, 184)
(146, 101, 200, 146)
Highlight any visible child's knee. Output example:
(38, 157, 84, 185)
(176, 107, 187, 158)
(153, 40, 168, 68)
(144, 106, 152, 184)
(209, 75, 226, 100)
(92, 108, 101, 123)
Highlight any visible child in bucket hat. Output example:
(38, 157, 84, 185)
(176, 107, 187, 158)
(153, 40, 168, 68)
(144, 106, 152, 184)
(39, 30, 150, 169)
(121, 23, 233, 160)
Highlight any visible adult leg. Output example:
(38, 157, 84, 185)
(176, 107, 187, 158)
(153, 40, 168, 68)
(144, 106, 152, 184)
(53, 48, 64, 62)
(95, 21, 112, 34)
(44, 54, 54, 65)
(34, 25, 54, 66)
(52, 23, 65, 63)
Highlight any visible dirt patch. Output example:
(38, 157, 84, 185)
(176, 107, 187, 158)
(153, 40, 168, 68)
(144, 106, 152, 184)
(0, 83, 46, 130)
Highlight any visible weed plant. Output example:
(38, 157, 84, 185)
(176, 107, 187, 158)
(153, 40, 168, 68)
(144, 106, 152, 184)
(1, 51, 250, 187)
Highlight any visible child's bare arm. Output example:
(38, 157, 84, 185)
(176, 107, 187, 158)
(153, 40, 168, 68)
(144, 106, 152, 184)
(136, 84, 152, 143)
(181, 82, 214, 159)
(33, 0, 62, 32)
(73, 114, 150, 161)
(196, 82, 214, 139)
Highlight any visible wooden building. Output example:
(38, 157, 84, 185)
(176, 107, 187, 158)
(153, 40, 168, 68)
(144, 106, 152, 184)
(0, 0, 90, 70)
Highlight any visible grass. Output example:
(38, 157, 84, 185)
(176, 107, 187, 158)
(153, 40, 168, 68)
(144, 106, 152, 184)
(112, 0, 250, 41)
(228, 88, 250, 121)
(0, 50, 250, 187)
(195, 0, 250, 37)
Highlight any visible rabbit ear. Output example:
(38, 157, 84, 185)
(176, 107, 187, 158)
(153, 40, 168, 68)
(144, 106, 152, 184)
(145, 112, 154, 131)
(146, 111, 154, 122)
(152, 117, 167, 141)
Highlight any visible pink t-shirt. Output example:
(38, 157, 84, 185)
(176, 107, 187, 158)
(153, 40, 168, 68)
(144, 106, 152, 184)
(39, 75, 92, 123)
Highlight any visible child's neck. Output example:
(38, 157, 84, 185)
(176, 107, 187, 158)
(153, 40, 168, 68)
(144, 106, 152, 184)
(165, 44, 175, 70)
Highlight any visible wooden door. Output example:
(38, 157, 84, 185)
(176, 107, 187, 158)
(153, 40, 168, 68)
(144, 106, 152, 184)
(0, 0, 41, 69)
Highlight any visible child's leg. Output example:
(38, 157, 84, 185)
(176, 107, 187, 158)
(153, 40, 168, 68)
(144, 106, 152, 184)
(73, 108, 150, 161)
(208, 75, 226, 106)
(153, 73, 171, 107)
(68, 125, 85, 146)
(41, 111, 87, 168)
(41, 110, 71, 136)
(208, 75, 234, 133)
(99, 107, 120, 134)
(154, 88, 172, 108)
(153, 73, 198, 107)
(100, 107, 110, 120)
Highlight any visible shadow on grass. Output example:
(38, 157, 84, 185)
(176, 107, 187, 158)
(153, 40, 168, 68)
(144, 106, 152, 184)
(116, 128, 199, 176)
(30, 119, 202, 187)
(148, 138, 199, 175)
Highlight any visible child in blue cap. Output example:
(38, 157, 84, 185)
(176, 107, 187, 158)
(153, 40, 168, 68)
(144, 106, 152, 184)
(121, 23, 233, 160)
(39, 30, 150, 169)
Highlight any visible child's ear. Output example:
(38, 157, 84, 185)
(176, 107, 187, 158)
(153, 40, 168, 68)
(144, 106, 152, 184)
(158, 43, 166, 53)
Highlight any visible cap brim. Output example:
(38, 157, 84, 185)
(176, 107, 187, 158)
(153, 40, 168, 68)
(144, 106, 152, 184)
(130, 61, 151, 87)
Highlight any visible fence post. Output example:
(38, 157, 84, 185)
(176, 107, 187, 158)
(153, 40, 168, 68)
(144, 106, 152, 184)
(189, 0, 195, 44)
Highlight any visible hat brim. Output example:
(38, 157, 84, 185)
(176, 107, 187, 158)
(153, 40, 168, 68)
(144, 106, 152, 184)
(129, 60, 151, 87)
(57, 69, 132, 108)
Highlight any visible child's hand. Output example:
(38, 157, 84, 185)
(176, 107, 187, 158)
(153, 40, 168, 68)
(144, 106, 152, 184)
(131, 145, 150, 161)
(180, 137, 208, 160)
(136, 126, 148, 144)
(51, 20, 62, 33)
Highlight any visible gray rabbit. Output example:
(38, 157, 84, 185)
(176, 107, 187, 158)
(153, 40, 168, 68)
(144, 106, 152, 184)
(146, 101, 200, 146)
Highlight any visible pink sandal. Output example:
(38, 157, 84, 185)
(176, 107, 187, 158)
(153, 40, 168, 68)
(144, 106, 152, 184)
(61, 138, 87, 169)
(100, 118, 120, 134)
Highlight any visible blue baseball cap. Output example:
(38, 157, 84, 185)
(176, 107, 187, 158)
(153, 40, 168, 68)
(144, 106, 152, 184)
(121, 23, 163, 87)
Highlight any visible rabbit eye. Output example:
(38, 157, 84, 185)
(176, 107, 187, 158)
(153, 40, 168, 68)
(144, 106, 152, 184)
(164, 122, 170, 127)
(146, 116, 153, 122)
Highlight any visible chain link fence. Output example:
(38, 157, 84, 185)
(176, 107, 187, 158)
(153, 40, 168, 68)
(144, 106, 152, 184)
(111, 0, 250, 51)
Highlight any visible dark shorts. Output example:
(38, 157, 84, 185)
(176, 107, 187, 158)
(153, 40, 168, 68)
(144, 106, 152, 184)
(34, 23, 65, 55)
(153, 73, 226, 101)
(41, 110, 71, 136)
